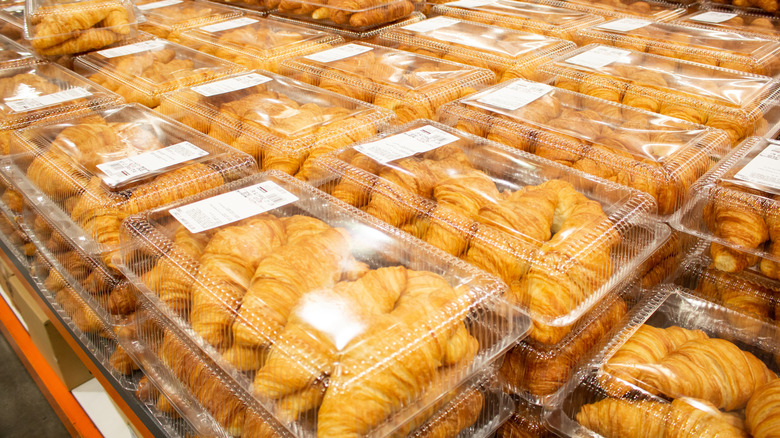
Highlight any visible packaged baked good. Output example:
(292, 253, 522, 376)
(707, 0, 779, 14)
(176, 14, 343, 72)
(373, 16, 576, 82)
(496, 396, 552, 438)
(577, 18, 780, 76)
(117, 171, 529, 437)
(672, 136, 780, 280)
(24, 0, 138, 56)
(636, 229, 683, 289)
(314, 120, 666, 344)
(6, 104, 257, 272)
(0, 34, 36, 68)
(547, 286, 779, 438)
(522, 0, 686, 22)
(157, 70, 394, 179)
(0, 2, 27, 44)
(431, 0, 604, 42)
(74, 38, 245, 108)
(268, 10, 425, 41)
(135, 0, 243, 41)
(0, 176, 33, 263)
(438, 79, 732, 216)
(280, 42, 496, 123)
(0, 62, 122, 155)
(674, 6, 780, 41)
(270, 0, 421, 31)
(537, 44, 780, 146)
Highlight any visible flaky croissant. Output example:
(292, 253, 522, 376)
(746, 379, 780, 438)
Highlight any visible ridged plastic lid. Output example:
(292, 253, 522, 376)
(270, 0, 423, 32)
(673, 6, 780, 41)
(135, 0, 243, 33)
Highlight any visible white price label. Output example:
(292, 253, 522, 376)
(596, 18, 652, 32)
(355, 125, 460, 164)
(96, 141, 209, 186)
(191, 73, 272, 97)
(304, 44, 373, 63)
(446, 0, 496, 8)
(476, 79, 553, 111)
(565, 46, 631, 70)
(689, 11, 738, 24)
(137, 0, 182, 10)
(734, 141, 780, 192)
(97, 40, 166, 58)
(5, 87, 91, 112)
(3, 5, 23, 12)
(171, 181, 299, 233)
(198, 17, 258, 32)
(401, 16, 461, 32)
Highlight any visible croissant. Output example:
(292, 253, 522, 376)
(746, 379, 780, 438)
(760, 202, 780, 280)
(36, 29, 119, 56)
(703, 187, 768, 272)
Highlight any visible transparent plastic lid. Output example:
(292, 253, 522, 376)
(0, 1, 23, 27)
(538, 44, 780, 145)
(0, 33, 37, 68)
(267, 10, 426, 41)
(431, 0, 604, 41)
(177, 14, 343, 72)
(671, 136, 780, 280)
(157, 70, 394, 179)
(24, 0, 138, 56)
(578, 19, 780, 76)
(523, 0, 686, 22)
(674, 7, 780, 41)
(135, 0, 243, 36)
(437, 79, 731, 216)
(315, 120, 665, 344)
(280, 42, 496, 123)
(374, 17, 576, 82)
(6, 104, 257, 263)
(496, 396, 550, 438)
(117, 171, 529, 438)
(705, 0, 780, 14)
(271, 0, 421, 32)
(74, 38, 245, 108)
(548, 287, 779, 438)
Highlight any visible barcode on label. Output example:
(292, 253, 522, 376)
(304, 44, 373, 63)
(138, 0, 183, 10)
(191, 73, 272, 97)
(689, 11, 738, 24)
(565, 46, 631, 70)
(355, 125, 459, 164)
(198, 17, 258, 32)
(4, 87, 92, 113)
(475, 79, 553, 111)
(170, 181, 299, 233)
(96, 141, 209, 186)
(734, 141, 780, 192)
(97, 40, 166, 58)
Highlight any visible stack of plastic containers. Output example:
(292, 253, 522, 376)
(156, 70, 395, 178)
(372, 16, 576, 81)
(547, 286, 780, 438)
(674, 6, 780, 41)
(536, 44, 780, 145)
(268, 11, 426, 41)
(576, 18, 780, 76)
(116, 170, 530, 437)
(176, 14, 343, 72)
(73, 38, 246, 108)
(280, 42, 497, 122)
(706, 0, 780, 14)
(269, 0, 423, 32)
(0, 172, 33, 264)
(522, 0, 687, 22)
(135, 0, 244, 41)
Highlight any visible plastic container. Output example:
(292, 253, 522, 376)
(673, 6, 780, 41)
(73, 38, 245, 108)
(496, 396, 552, 438)
(4, 103, 257, 272)
(24, 0, 138, 56)
(547, 286, 779, 438)
(116, 170, 530, 438)
(636, 229, 682, 289)
(437, 79, 732, 216)
(704, 0, 780, 14)
(430, 1, 604, 42)
(671, 136, 780, 280)
(268, 11, 425, 41)
(270, 0, 422, 32)
(373, 17, 576, 82)
(524, 0, 686, 22)
(0, 33, 36, 68)
(156, 70, 394, 179)
(0, 195, 33, 263)
(280, 42, 496, 123)
(0, 2, 27, 44)
(537, 44, 780, 146)
(135, 0, 244, 40)
(577, 18, 780, 76)
(176, 14, 343, 73)
(314, 120, 666, 344)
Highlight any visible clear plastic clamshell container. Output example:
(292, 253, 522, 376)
(280, 42, 496, 123)
(74, 38, 245, 108)
(176, 14, 343, 73)
(522, 0, 686, 22)
(547, 286, 780, 438)
(674, 6, 780, 42)
(24, 0, 138, 56)
(498, 279, 639, 405)
(373, 17, 576, 82)
(0, 33, 37, 68)
(116, 170, 530, 438)
(577, 18, 780, 77)
(437, 79, 732, 216)
(268, 11, 425, 41)
(0, 62, 123, 155)
(4, 103, 257, 271)
(495, 396, 552, 438)
(430, 0, 605, 42)
(0, 2, 25, 44)
(671, 136, 780, 280)
(636, 228, 682, 290)
(135, 0, 244, 40)
(705, 0, 780, 14)
(314, 120, 666, 345)
(537, 44, 780, 146)
(0, 176, 34, 264)
(270, 0, 422, 32)
(156, 70, 394, 180)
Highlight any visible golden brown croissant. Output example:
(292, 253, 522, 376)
(32, 0, 129, 54)
(746, 379, 780, 438)
(760, 201, 780, 280)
